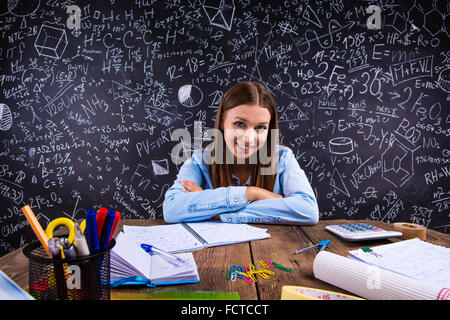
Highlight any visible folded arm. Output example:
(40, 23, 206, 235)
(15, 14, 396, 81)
(162, 159, 249, 223)
(163, 148, 319, 225)
(219, 149, 319, 225)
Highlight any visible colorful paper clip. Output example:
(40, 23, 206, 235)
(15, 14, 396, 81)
(245, 264, 258, 282)
(254, 270, 269, 279)
(236, 265, 246, 279)
(228, 258, 293, 285)
(243, 276, 254, 285)
(361, 247, 383, 258)
(230, 265, 243, 278)
(262, 269, 275, 276)
(264, 259, 273, 267)
(272, 262, 293, 272)
(258, 260, 269, 268)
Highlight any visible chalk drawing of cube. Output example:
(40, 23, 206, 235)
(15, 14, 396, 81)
(34, 24, 68, 59)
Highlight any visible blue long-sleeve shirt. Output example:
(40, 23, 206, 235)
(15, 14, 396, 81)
(163, 144, 319, 225)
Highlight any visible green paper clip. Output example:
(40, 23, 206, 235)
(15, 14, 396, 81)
(272, 262, 293, 272)
(361, 247, 383, 258)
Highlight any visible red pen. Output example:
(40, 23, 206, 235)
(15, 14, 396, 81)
(109, 210, 121, 243)
(96, 207, 108, 238)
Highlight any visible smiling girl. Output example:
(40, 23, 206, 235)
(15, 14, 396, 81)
(163, 82, 319, 225)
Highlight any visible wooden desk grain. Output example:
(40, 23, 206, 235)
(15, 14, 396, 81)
(0, 219, 448, 300)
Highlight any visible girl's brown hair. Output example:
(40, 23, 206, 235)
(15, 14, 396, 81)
(210, 82, 279, 191)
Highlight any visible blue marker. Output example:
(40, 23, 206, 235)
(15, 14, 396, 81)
(99, 210, 116, 251)
(85, 209, 100, 253)
(141, 243, 186, 266)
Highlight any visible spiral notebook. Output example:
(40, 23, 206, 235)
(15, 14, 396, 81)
(122, 221, 270, 253)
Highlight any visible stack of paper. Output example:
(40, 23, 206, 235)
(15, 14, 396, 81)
(348, 238, 450, 288)
(313, 238, 450, 300)
(110, 232, 200, 286)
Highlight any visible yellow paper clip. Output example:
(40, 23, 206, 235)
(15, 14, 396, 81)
(261, 268, 275, 276)
(254, 270, 270, 279)
(245, 269, 258, 282)
(258, 260, 269, 268)
(245, 265, 257, 282)
(249, 273, 257, 282)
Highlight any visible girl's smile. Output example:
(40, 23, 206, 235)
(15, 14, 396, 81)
(221, 104, 271, 161)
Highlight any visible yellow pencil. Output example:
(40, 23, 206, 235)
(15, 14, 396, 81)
(21, 205, 49, 255)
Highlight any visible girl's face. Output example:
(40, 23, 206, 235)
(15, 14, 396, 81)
(221, 104, 271, 161)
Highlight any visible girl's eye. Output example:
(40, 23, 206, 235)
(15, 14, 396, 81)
(233, 122, 267, 131)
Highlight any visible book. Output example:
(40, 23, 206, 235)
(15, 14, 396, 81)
(313, 239, 450, 300)
(110, 232, 200, 287)
(121, 221, 271, 253)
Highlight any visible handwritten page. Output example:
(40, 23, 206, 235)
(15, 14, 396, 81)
(186, 221, 270, 245)
(349, 238, 450, 287)
(123, 224, 204, 252)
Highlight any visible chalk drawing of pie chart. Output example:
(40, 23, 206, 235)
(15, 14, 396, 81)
(8, 0, 40, 17)
(178, 84, 203, 108)
(0, 103, 13, 131)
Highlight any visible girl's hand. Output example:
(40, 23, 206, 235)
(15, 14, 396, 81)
(180, 181, 282, 202)
(181, 180, 220, 220)
(180, 180, 203, 193)
(246, 186, 283, 201)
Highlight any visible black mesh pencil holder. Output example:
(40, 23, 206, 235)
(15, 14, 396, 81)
(22, 239, 115, 300)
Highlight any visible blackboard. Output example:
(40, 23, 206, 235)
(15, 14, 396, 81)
(0, 0, 449, 256)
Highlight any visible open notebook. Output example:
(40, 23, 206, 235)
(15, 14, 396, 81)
(110, 232, 200, 287)
(122, 221, 270, 252)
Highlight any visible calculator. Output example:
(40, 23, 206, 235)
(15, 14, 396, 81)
(325, 223, 403, 241)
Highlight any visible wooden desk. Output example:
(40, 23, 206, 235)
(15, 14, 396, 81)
(0, 219, 448, 300)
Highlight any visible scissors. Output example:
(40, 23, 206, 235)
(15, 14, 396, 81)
(45, 217, 86, 245)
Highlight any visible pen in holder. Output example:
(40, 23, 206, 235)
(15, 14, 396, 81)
(22, 237, 115, 300)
